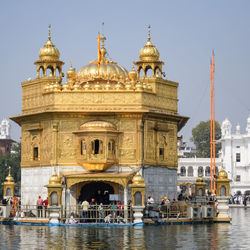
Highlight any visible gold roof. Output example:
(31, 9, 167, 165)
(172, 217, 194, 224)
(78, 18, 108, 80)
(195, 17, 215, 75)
(217, 168, 228, 179)
(139, 25, 160, 62)
(39, 25, 60, 61)
(5, 167, 14, 183)
(132, 172, 145, 185)
(196, 175, 205, 183)
(77, 36, 128, 83)
(49, 169, 61, 185)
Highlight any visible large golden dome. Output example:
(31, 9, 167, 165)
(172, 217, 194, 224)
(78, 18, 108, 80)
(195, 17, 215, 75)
(77, 62, 128, 82)
(77, 38, 128, 83)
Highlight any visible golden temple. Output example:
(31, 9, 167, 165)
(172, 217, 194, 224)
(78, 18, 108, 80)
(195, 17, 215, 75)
(11, 25, 188, 206)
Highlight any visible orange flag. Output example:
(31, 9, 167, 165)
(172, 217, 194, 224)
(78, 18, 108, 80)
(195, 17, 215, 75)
(97, 33, 101, 72)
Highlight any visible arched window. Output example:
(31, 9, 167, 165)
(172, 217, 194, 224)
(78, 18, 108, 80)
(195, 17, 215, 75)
(220, 186, 226, 196)
(145, 66, 153, 77)
(138, 67, 143, 78)
(155, 67, 161, 77)
(50, 192, 58, 206)
(39, 66, 44, 77)
(188, 166, 193, 177)
(6, 188, 11, 196)
(91, 139, 103, 155)
(205, 166, 210, 176)
(81, 140, 87, 156)
(46, 66, 54, 77)
(180, 167, 186, 176)
(134, 191, 142, 206)
(108, 140, 115, 154)
(198, 188, 203, 196)
(55, 67, 60, 77)
(198, 166, 203, 177)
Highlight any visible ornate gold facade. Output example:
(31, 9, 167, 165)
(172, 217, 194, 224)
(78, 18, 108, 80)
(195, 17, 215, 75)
(11, 25, 188, 205)
(12, 27, 187, 172)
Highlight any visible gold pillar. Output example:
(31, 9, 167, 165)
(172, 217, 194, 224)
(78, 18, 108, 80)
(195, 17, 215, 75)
(3, 167, 15, 198)
(45, 169, 63, 206)
(129, 172, 146, 206)
(195, 175, 206, 196)
(215, 168, 231, 196)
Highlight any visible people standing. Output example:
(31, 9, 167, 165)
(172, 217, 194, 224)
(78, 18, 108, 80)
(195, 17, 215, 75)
(42, 197, 48, 218)
(243, 195, 247, 207)
(147, 194, 154, 205)
(89, 198, 96, 221)
(98, 203, 104, 222)
(36, 196, 43, 218)
(81, 200, 90, 222)
(147, 194, 154, 218)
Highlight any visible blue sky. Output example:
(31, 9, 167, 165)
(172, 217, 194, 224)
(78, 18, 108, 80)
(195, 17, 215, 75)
(1, 1, 250, 141)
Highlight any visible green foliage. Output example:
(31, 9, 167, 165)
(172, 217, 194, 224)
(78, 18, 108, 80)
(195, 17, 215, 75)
(0, 143, 21, 199)
(191, 121, 221, 158)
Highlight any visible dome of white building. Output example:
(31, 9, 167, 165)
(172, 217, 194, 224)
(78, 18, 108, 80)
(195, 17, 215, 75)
(221, 118, 232, 137)
(236, 124, 241, 135)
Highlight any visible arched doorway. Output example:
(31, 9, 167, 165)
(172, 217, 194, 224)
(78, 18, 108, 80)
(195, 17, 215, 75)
(79, 182, 114, 205)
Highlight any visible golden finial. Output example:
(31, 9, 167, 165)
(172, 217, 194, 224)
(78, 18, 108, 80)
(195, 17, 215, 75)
(70, 60, 73, 69)
(148, 24, 151, 41)
(48, 24, 51, 40)
(8, 166, 11, 176)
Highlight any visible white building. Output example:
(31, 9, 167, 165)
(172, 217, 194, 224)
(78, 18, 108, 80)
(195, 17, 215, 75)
(221, 116, 250, 195)
(0, 119, 11, 139)
(178, 157, 221, 194)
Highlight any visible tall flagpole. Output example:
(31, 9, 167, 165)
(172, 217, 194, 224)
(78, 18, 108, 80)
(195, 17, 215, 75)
(212, 51, 216, 193)
(210, 60, 214, 193)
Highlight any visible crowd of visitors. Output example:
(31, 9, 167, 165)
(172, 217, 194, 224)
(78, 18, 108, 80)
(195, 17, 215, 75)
(77, 198, 127, 223)
(229, 194, 249, 206)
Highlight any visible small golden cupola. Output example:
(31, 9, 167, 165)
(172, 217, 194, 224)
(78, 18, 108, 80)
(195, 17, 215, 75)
(129, 171, 146, 206)
(217, 168, 228, 179)
(34, 25, 64, 79)
(45, 168, 63, 206)
(216, 167, 231, 197)
(3, 167, 15, 197)
(135, 25, 164, 79)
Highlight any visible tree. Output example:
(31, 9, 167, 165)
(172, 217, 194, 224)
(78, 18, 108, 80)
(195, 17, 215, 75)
(191, 121, 221, 158)
(0, 143, 21, 198)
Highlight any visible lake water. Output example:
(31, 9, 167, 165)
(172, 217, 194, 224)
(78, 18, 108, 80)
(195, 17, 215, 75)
(0, 208, 249, 249)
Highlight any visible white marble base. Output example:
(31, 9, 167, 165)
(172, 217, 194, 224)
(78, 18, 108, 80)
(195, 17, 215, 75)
(132, 206, 145, 223)
(21, 165, 85, 206)
(48, 206, 61, 223)
(217, 196, 230, 218)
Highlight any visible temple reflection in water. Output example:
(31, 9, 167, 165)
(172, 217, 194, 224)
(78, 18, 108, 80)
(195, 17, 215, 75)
(11, 25, 188, 207)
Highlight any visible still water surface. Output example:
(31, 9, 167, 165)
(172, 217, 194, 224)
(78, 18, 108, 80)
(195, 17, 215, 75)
(0, 208, 249, 250)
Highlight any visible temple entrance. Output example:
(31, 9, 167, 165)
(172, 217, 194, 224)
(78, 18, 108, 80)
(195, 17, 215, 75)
(79, 181, 114, 205)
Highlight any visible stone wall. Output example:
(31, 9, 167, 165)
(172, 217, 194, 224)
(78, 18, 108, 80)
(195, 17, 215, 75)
(143, 166, 177, 202)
